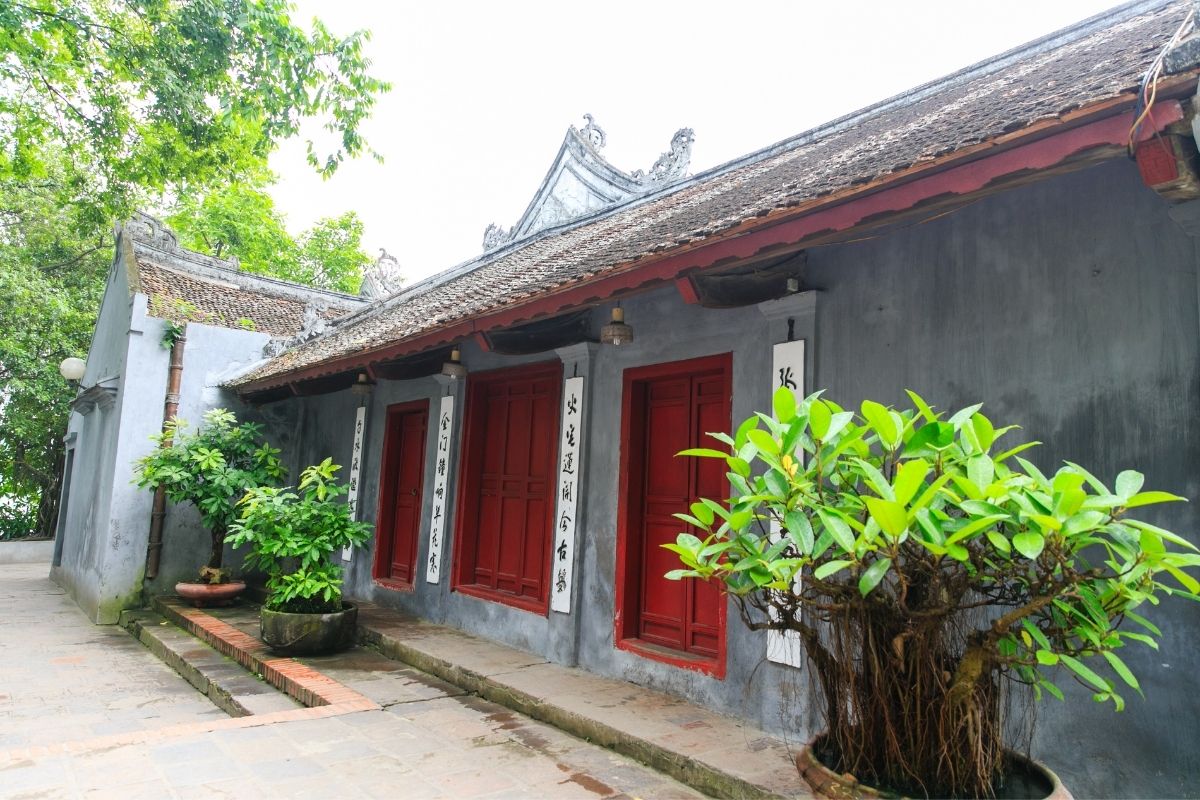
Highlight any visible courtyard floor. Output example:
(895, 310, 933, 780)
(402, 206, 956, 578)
(0, 564, 703, 799)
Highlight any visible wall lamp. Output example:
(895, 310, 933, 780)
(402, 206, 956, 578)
(441, 347, 467, 380)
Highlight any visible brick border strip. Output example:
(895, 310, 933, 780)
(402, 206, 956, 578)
(153, 597, 378, 713)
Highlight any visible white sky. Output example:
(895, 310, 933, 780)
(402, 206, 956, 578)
(268, 0, 1125, 284)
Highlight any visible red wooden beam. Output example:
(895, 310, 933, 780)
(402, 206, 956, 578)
(471, 331, 493, 353)
(239, 100, 1183, 394)
(674, 275, 701, 305)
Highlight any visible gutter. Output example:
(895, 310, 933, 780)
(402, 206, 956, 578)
(145, 329, 186, 580)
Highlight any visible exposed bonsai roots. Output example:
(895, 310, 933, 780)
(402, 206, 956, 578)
(744, 596, 1010, 798)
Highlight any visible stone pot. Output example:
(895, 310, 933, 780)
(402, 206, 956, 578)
(175, 580, 246, 608)
(796, 734, 1072, 800)
(260, 602, 357, 656)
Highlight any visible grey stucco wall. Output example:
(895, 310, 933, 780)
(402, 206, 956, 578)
(52, 279, 274, 621)
(289, 157, 1199, 798)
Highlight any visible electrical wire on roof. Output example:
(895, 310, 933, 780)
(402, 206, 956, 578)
(1129, 7, 1195, 157)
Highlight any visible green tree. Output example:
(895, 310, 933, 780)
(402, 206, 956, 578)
(0, 2, 389, 537)
(0, 0, 389, 225)
(0, 163, 108, 539)
(166, 177, 374, 294)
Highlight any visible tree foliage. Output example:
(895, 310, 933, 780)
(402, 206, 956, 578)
(669, 388, 1196, 798)
(0, 162, 106, 539)
(166, 176, 373, 294)
(228, 458, 371, 613)
(133, 408, 286, 581)
(0, 1, 388, 536)
(0, 0, 389, 226)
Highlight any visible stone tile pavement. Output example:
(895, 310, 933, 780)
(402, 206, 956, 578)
(0, 564, 705, 798)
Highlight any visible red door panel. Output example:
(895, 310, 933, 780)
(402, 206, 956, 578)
(373, 401, 429, 587)
(618, 354, 730, 671)
(454, 362, 562, 613)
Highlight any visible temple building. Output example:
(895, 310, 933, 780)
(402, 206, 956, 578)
(53, 3, 1200, 797)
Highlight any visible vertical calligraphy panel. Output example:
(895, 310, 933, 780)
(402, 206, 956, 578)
(341, 405, 368, 561)
(767, 340, 806, 668)
(550, 376, 584, 614)
(426, 394, 455, 584)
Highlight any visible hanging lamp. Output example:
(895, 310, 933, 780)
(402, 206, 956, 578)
(600, 306, 634, 346)
(441, 347, 467, 379)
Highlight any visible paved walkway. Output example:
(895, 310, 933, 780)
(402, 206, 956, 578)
(0, 565, 703, 799)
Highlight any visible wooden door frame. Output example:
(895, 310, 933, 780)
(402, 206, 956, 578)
(451, 359, 563, 615)
(614, 352, 731, 678)
(372, 398, 430, 591)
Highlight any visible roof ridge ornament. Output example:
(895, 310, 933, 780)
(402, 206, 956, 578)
(360, 248, 405, 301)
(580, 113, 607, 151)
(631, 127, 695, 186)
(482, 223, 514, 252)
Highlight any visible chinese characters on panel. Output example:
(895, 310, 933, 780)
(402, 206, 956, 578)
(767, 340, 805, 668)
(426, 395, 455, 583)
(341, 405, 367, 561)
(550, 376, 584, 613)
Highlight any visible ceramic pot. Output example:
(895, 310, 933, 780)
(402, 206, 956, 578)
(175, 580, 246, 608)
(796, 733, 1072, 800)
(260, 602, 357, 655)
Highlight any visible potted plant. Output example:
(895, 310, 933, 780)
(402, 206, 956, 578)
(667, 389, 1197, 799)
(227, 458, 371, 655)
(134, 408, 286, 604)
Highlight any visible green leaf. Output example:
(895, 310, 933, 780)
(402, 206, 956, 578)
(986, 531, 1011, 555)
(785, 511, 814, 554)
(892, 459, 930, 506)
(857, 557, 891, 596)
(904, 389, 938, 423)
(690, 502, 714, 527)
(1102, 651, 1142, 696)
(1124, 491, 1186, 509)
(1012, 530, 1046, 559)
(860, 400, 898, 448)
(677, 448, 730, 459)
(745, 429, 779, 456)
(864, 497, 908, 537)
(1036, 649, 1059, 666)
(817, 509, 856, 554)
(1060, 654, 1112, 692)
(945, 514, 1008, 546)
(1123, 610, 1161, 637)
(1115, 470, 1145, 499)
(808, 400, 832, 439)
(773, 387, 797, 423)
(814, 559, 853, 580)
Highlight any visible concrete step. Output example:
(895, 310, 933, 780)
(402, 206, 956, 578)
(119, 609, 302, 717)
(353, 601, 814, 800)
(149, 596, 379, 714)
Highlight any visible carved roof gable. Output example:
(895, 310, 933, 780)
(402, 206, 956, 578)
(483, 115, 693, 252)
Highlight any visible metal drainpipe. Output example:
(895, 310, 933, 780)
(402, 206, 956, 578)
(145, 329, 186, 580)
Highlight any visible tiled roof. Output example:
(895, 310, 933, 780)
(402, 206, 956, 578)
(230, 0, 1191, 388)
(137, 259, 353, 337)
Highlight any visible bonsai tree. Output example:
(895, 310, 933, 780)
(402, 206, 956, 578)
(667, 389, 1198, 798)
(227, 458, 371, 613)
(134, 408, 286, 583)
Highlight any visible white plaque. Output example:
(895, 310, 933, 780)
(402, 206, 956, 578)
(426, 394, 455, 584)
(550, 376, 584, 613)
(341, 404, 367, 561)
(767, 339, 805, 668)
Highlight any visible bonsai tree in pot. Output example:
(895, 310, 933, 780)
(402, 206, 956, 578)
(134, 408, 286, 602)
(227, 458, 371, 655)
(667, 389, 1197, 799)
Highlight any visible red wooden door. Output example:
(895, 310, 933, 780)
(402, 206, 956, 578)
(454, 362, 561, 612)
(619, 354, 730, 668)
(373, 401, 429, 587)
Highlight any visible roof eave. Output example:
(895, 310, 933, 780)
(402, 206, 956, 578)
(230, 82, 1195, 397)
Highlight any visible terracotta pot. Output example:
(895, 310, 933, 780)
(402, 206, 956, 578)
(796, 734, 1072, 800)
(175, 580, 246, 608)
(260, 602, 357, 656)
